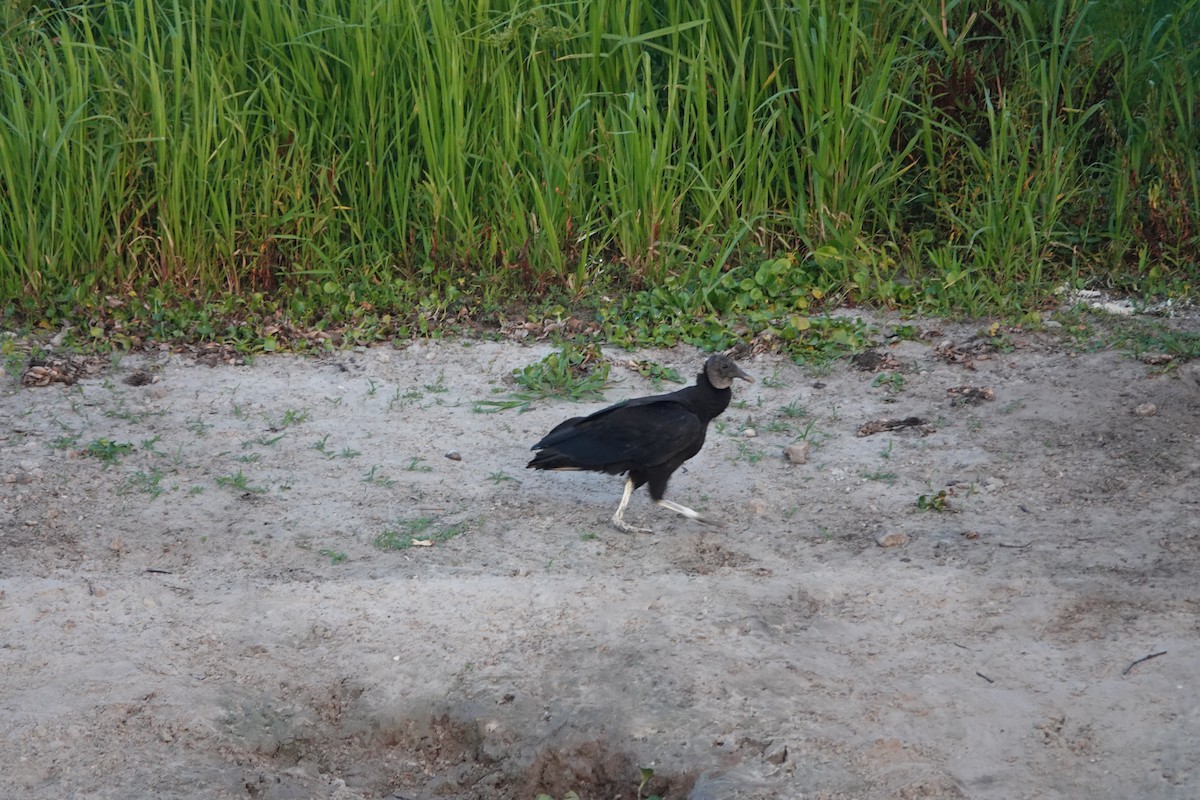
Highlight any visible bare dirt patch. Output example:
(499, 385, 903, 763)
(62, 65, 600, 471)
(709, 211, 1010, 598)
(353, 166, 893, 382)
(2, 314, 1199, 799)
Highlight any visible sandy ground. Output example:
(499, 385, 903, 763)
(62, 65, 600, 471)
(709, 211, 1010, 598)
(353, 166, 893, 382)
(2, 312, 1198, 800)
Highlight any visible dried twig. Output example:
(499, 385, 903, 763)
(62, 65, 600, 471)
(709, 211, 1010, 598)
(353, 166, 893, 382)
(1122, 651, 1167, 676)
(997, 541, 1033, 549)
(975, 671, 994, 684)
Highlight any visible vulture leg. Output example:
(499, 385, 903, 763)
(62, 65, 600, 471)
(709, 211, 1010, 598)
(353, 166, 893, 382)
(655, 498, 715, 525)
(611, 478, 652, 533)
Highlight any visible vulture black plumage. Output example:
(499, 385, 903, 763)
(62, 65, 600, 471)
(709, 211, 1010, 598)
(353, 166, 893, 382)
(527, 354, 754, 532)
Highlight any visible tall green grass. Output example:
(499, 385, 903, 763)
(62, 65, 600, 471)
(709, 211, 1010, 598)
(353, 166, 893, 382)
(0, 0, 1196, 320)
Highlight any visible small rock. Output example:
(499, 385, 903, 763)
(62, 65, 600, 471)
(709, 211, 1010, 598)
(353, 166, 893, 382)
(1133, 403, 1157, 417)
(742, 428, 757, 438)
(766, 745, 789, 765)
(875, 531, 910, 548)
(784, 442, 810, 464)
(444, 451, 462, 461)
(746, 498, 768, 515)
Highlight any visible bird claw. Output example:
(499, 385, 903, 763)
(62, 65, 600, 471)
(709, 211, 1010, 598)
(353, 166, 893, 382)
(612, 515, 653, 534)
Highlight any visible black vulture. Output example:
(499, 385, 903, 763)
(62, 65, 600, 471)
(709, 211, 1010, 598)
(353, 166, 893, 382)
(527, 354, 754, 532)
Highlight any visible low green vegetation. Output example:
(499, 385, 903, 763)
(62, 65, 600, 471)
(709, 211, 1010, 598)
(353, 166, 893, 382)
(363, 465, 397, 487)
(83, 438, 134, 465)
(319, 549, 349, 565)
(628, 360, 685, 388)
(215, 469, 268, 494)
(917, 490, 952, 512)
(374, 516, 468, 550)
(0, 0, 1194, 354)
(476, 344, 611, 412)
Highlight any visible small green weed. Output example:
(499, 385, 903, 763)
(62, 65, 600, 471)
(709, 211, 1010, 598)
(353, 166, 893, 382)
(861, 469, 897, 485)
(629, 360, 685, 387)
(127, 468, 165, 498)
(374, 517, 467, 550)
(216, 469, 267, 494)
(889, 324, 923, 341)
(916, 490, 950, 512)
(313, 435, 361, 459)
(270, 408, 310, 430)
(50, 433, 80, 450)
(404, 457, 433, 472)
(488, 471, 518, 484)
(363, 466, 397, 487)
(762, 368, 786, 389)
(999, 399, 1025, 414)
(388, 385, 428, 411)
(779, 400, 808, 419)
(84, 438, 134, 464)
(319, 549, 348, 564)
(794, 419, 826, 445)
(732, 440, 766, 464)
(871, 372, 906, 393)
(762, 418, 797, 434)
(476, 345, 610, 413)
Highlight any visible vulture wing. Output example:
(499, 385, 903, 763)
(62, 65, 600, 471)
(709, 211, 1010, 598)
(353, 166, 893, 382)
(530, 399, 703, 472)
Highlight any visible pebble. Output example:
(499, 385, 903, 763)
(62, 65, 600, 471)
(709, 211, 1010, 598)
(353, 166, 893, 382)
(876, 531, 910, 547)
(746, 498, 768, 515)
(743, 428, 757, 438)
(766, 745, 789, 765)
(445, 451, 462, 461)
(784, 443, 810, 464)
(1133, 403, 1156, 417)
